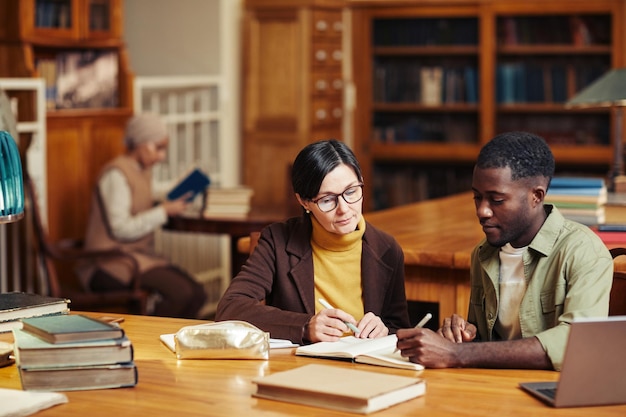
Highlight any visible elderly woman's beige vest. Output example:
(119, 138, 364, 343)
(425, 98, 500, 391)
(78, 155, 167, 289)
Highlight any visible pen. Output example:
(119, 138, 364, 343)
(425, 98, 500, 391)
(318, 298, 360, 334)
(394, 313, 432, 353)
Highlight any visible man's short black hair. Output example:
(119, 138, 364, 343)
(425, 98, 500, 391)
(476, 131, 555, 182)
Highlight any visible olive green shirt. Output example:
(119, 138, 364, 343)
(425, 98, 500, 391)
(468, 205, 612, 370)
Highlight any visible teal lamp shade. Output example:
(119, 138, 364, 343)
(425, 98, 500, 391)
(0, 130, 24, 223)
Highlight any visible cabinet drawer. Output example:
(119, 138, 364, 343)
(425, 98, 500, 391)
(313, 10, 343, 41)
(312, 42, 342, 69)
(311, 70, 343, 98)
(312, 98, 343, 127)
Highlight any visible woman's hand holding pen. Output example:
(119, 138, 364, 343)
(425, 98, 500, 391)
(356, 312, 389, 339)
(306, 308, 359, 342)
(306, 299, 389, 342)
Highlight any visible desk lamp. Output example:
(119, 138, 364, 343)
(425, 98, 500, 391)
(566, 68, 626, 192)
(0, 130, 24, 223)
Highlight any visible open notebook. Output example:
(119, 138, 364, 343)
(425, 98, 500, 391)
(295, 335, 423, 371)
(519, 316, 626, 407)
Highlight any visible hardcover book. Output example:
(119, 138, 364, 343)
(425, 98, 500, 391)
(0, 292, 69, 333)
(253, 364, 425, 414)
(18, 362, 138, 391)
(21, 314, 124, 344)
(167, 168, 211, 201)
(12, 328, 133, 368)
(295, 335, 424, 371)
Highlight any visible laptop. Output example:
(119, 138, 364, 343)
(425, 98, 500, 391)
(519, 316, 626, 407)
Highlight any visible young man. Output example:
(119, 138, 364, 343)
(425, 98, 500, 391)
(396, 131, 613, 370)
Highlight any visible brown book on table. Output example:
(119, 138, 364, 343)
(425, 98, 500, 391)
(252, 364, 425, 414)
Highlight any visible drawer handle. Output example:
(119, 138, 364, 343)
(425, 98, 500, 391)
(332, 79, 343, 90)
(332, 50, 342, 61)
(316, 20, 328, 31)
(332, 108, 343, 118)
(333, 21, 343, 32)
(316, 109, 327, 120)
(316, 80, 328, 91)
(315, 50, 327, 61)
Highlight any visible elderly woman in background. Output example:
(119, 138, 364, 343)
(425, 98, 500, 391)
(216, 139, 410, 343)
(79, 113, 207, 318)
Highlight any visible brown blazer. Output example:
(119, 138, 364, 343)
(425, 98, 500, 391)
(216, 215, 410, 343)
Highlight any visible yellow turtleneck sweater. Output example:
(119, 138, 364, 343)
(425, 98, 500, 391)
(311, 215, 365, 321)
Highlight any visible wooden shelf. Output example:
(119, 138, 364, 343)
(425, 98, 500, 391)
(0, 0, 133, 241)
(352, 0, 625, 210)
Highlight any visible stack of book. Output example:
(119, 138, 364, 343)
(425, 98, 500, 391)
(203, 186, 254, 218)
(12, 314, 138, 391)
(545, 177, 607, 226)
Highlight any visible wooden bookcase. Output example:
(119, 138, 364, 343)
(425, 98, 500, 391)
(350, 0, 626, 210)
(242, 0, 345, 214)
(0, 0, 133, 241)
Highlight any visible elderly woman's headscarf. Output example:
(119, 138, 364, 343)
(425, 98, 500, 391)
(124, 113, 168, 149)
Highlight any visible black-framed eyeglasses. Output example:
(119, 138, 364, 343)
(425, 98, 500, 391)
(311, 184, 364, 213)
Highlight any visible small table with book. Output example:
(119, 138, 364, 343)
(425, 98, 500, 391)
(1, 312, 625, 416)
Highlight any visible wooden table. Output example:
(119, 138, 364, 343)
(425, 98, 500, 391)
(164, 210, 283, 274)
(1, 313, 624, 416)
(366, 192, 626, 326)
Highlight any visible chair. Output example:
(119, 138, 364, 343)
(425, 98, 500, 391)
(236, 231, 261, 256)
(609, 248, 626, 316)
(25, 175, 151, 314)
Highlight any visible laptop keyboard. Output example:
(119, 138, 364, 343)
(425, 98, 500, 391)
(538, 388, 557, 399)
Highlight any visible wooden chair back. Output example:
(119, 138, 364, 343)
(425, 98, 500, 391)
(25, 175, 150, 314)
(237, 232, 261, 256)
(609, 248, 626, 316)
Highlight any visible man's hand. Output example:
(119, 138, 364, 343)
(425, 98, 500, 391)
(438, 314, 477, 343)
(396, 327, 462, 368)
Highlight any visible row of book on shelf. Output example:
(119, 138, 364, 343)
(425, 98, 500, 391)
(373, 64, 478, 105)
(496, 61, 607, 104)
(498, 15, 610, 47)
(1, 292, 137, 391)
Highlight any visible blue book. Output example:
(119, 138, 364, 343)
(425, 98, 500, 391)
(547, 187, 605, 196)
(167, 168, 211, 201)
(550, 177, 605, 189)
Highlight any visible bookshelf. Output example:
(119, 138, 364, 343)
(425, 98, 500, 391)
(350, 0, 626, 211)
(0, 0, 133, 241)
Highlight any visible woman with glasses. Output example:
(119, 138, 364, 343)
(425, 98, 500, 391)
(216, 139, 410, 344)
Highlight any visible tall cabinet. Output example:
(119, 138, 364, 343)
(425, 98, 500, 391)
(0, 0, 133, 240)
(350, 0, 626, 210)
(242, 0, 345, 213)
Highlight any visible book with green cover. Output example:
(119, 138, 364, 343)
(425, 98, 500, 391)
(12, 328, 133, 368)
(21, 314, 124, 344)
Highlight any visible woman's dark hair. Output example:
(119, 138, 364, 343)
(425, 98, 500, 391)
(291, 139, 363, 200)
